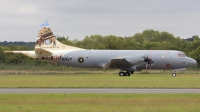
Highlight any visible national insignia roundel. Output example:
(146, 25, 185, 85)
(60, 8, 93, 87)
(78, 57, 84, 63)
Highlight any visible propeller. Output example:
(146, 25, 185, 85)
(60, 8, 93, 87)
(144, 56, 154, 69)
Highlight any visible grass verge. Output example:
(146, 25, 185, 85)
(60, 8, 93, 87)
(0, 93, 199, 112)
(0, 73, 200, 88)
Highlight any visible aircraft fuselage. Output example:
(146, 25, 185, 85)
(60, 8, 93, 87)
(56, 50, 196, 71)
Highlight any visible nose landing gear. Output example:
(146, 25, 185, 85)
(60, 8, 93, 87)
(172, 72, 176, 77)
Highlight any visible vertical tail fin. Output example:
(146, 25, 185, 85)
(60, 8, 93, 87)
(35, 21, 84, 55)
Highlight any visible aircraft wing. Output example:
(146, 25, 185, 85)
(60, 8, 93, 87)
(104, 57, 131, 68)
(104, 55, 144, 69)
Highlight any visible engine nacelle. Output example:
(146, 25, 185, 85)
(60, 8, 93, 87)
(122, 55, 144, 65)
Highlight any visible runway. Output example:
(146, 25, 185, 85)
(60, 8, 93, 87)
(0, 88, 200, 93)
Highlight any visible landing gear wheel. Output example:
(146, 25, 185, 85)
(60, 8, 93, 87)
(130, 71, 134, 74)
(172, 73, 176, 77)
(125, 72, 130, 76)
(119, 72, 124, 77)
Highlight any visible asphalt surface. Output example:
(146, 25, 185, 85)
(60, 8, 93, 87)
(0, 88, 200, 93)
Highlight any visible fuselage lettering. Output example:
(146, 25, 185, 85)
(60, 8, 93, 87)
(62, 57, 72, 61)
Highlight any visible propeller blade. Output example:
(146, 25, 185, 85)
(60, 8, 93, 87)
(144, 55, 154, 70)
(150, 63, 152, 70)
(146, 63, 148, 69)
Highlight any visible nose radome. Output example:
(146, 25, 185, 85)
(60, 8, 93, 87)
(189, 58, 197, 66)
(193, 59, 197, 65)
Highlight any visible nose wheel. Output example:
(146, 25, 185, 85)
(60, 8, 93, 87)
(172, 73, 176, 77)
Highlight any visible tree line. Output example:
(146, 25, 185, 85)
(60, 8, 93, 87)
(0, 30, 200, 64)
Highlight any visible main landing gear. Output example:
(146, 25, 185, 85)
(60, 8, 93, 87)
(119, 71, 134, 77)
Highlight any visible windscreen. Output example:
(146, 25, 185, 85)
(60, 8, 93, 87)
(178, 52, 187, 58)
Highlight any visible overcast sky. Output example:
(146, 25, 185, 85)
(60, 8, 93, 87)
(0, 0, 200, 42)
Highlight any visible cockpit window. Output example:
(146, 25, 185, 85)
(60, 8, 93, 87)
(178, 53, 186, 58)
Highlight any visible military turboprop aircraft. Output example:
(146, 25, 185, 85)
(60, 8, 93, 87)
(4, 22, 197, 77)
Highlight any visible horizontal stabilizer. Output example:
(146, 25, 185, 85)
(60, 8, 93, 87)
(35, 48, 52, 56)
(4, 51, 36, 59)
(4, 51, 14, 54)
